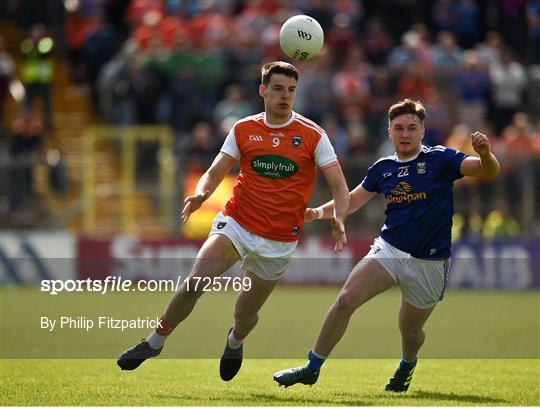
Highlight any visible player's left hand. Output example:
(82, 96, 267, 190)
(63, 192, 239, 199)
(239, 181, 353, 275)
(330, 217, 347, 253)
(181, 190, 210, 223)
(471, 131, 491, 156)
(304, 208, 320, 222)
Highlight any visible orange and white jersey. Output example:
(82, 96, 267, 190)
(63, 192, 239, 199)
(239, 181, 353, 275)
(220, 111, 338, 242)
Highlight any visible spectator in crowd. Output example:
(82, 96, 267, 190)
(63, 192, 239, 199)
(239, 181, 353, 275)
(325, 13, 358, 65)
(0, 36, 16, 128)
(128, 58, 162, 124)
(259, 13, 284, 62)
(454, 50, 489, 130)
(431, 31, 463, 118)
(303, 0, 335, 32)
(331, 45, 372, 114)
(126, 0, 165, 28)
(188, 0, 230, 51)
(363, 18, 393, 66)
(364, 71, 393, 147)
(9, 115, 43, 212)
(526, 0, 540, 63)
(213, 84, 254, 134)
(532, 119, 540, 157)
(234, 0, 275, 37)
(475, 31, 504, 67)
(423, 88, 451, 147)
(185, 121, 219, 164)
(294, 46, 335, 123)
(320, 113, 349, 160)
(467, 206, 485, 241)
(501, 113, 536, 219)
(488, 50, 526, 133)
(82, 14, 119, 111)
(432, 0, 457, 33)
(131, 9, 165, 51)
(431, 31, 463, 74)
(46, 148, 68, 197)
(224, 28, 264, 108)
(20, 24, 54, 129)
(388, 30, 431, 74)
(332, 0, 364, 27)
(499, 0, 528, 56)
(63, 0, 99, 84)
(194, 35, 229, 122)
(395, 65, 432, 101)
(482, 202, 521, 239)
(453, 0, 480, 48)
(473, 122, 503, 217)
(445, 123, 476, 217)
(445, 123, 475, 155)
(343, 107, 368, 155)
(162, 33, 198, 133)
(158, 10, 189, 50)
(410, 23, 432, 45)
(96, 41, 137, 124)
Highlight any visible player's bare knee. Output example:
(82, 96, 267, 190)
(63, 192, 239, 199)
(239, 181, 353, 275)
(333, 292, 360, 316)
(179, 280, 205, 300)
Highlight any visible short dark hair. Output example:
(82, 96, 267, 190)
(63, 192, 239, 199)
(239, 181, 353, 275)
(261, 61, 299, 86)
(388, 99, 426, 123)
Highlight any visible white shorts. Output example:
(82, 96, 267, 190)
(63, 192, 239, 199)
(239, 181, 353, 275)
(365, 237, 450, 309)
(209, 212, 297, 281)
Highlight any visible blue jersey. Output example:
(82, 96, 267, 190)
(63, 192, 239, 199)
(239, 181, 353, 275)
(361, 145, 468, 259)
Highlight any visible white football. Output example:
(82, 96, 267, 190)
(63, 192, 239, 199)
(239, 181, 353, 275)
(279, 15, 324, 61)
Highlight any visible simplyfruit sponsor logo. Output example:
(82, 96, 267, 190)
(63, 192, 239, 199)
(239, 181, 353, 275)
(250, 155, 298, 179)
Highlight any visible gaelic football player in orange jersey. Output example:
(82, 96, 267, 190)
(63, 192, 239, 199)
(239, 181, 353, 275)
(117, 61, 350, 381)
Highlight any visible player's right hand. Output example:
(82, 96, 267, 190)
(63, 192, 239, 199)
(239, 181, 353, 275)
(331, 216, 347, 253)
(304, 208, 319, 222)
(471, 131, 491, 156)
(181, 190, 210, 223)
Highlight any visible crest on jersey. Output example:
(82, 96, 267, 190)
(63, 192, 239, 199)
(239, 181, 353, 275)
(390, 181, 413, 196)
(417, 162, 426, 174)
(292, 136, 302, 147)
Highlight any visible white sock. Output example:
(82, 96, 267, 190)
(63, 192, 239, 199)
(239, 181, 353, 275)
(311, 350, 327, 359)
(146, 330, 166, 350)
(227, 330, 244, 349)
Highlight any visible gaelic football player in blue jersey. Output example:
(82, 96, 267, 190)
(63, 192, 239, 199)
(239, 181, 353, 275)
(274, 99, 500, 392)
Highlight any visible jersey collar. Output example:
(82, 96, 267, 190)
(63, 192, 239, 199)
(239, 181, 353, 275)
(394, 145, 424, 163)
(263, 111, 296, 128)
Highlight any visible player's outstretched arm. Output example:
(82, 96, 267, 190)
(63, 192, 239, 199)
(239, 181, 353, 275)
(181, 152, 236, 223)
(305, 184, 376, 221)
(347, 184, 377, 214)
(321, 164, 350, 252)
(460, 131, 500, 178)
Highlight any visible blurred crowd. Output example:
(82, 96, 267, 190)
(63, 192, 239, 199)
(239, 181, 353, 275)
(58, 1, 540, 160)
(1, 0, 540, 235)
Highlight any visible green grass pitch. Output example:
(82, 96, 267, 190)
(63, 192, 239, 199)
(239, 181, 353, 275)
(1, 287, 539, 405)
